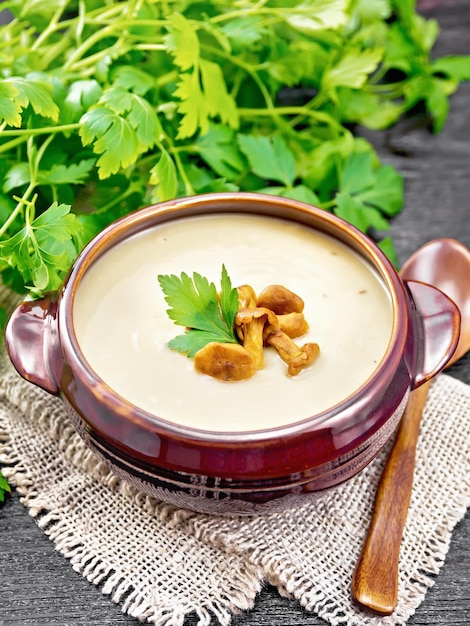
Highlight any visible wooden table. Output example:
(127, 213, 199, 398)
(1, 1, 469, 624)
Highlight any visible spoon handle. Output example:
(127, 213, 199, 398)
(351, 380, 431, 615)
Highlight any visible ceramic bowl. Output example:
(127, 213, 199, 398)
(5, 192, 460, 515)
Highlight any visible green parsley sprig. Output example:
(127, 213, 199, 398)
(158, 265, 240, 358)
(0, 0, 469, 334)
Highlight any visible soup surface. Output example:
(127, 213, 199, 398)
(73, 213, 393, 432)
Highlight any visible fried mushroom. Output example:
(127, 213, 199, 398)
(277, 312, 309, 338)
(263, 324, 320, 377)
(194, 342, 256, 381)
(256, 284, 304, 314)
(237, 284, 257, 308)
(235, 307, 278, 370)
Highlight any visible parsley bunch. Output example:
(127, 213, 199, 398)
(0, 0, 469, 325)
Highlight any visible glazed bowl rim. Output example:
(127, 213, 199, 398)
(58, 191, 408, 444)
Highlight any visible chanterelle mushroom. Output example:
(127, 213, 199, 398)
(237, 284, 257, 308)
(256, 284, 304, 314)
(194, 342, 256, 381)
(263, 323, 320, 377)
(277, 312, 309, 338)
(235, 307, 278, 370)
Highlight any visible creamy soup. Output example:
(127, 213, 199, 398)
(73, 213, 393, 432)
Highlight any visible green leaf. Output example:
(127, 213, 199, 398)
(174, 70, 208, 139)
(0, 471, 11, 503)
(410, 14, 439, 54)
(237, 134, 296, 187)
(337, 88, 403, 130)
(112, 65, 155, 96)
(302, 134, 355, 190)
(0, 203, 81, 294)
(431, 55, 470, 82)
(195, 178, 238, 194)
(378, 236, 399, 268)
(195, 124, 244, 179)
(280, 185, 321, 205)
(3, 163, 30, 192)
(200, 59, 239, 130)
(100, 86, 162, 150)
(334, 192, 370, 231)
(359, 165, 404, 216)
(159, 271, 222, 332)
(403, 74, 431, 109)
(260, 184, 321, 206)
(79, 106, 140, 178)
(323, 47, 383, 90)
(267, 40, 317, 87)
(353, 0, 392, 22)
(0, 306, 7, 333)
(164, 13, 200, 71)
(426, 79, 450, 133)
(220, 16, 267, 50)
(383, 22, 416, 73)
(61, 79, 102, 123)
(149, 148, 178, 201)
(0, 82, 22, 127)
(158, 265, 239, 357)
(340, 151, 376, 195)
(219, 264, 239, 332)
(31, 202, 81, 241)
(37, 159, 96, 186)
(0, 76, 59, 127)
(283, 0, 349, 34)
(168, 329, 230, 358)
(335, 192, 391, 233)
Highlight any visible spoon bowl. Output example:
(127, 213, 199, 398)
(400, 238, 470, 364)
(352, 237, 470, 615)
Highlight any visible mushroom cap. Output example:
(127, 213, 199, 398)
(194, 342, 256, 381)
(237, 284, 257, 308)
(256, 285, 304, 314)
(235, 306, 278, 340)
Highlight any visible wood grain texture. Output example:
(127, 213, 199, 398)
(1, 1, 470, 624)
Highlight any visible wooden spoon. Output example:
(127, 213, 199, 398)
(352, 238, 470, 615)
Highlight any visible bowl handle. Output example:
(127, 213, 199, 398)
(4, 295, 60, 396)
(405, 279, 460, 388)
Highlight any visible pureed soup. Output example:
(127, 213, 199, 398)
(73, 213, 394, 432)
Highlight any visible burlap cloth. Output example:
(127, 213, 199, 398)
(0, 288, 469, 625)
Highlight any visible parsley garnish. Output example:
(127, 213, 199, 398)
(158, 265, 240, 358)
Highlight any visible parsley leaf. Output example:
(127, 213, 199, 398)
(0, 76, 60, 127)
(0, 471, 10, 503)
(283, 0, 349, 33)
(164, 13, 200, 72)
(158, 265, 239, 358)
(323, 48, 383, 92)
(0, 202, 81, 295)
(195, 124, 245, 180)
(238, 134, 296, 187)
(149, 147, 179, 202)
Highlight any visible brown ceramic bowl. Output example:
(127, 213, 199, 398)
(5, 193, 460, 514)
